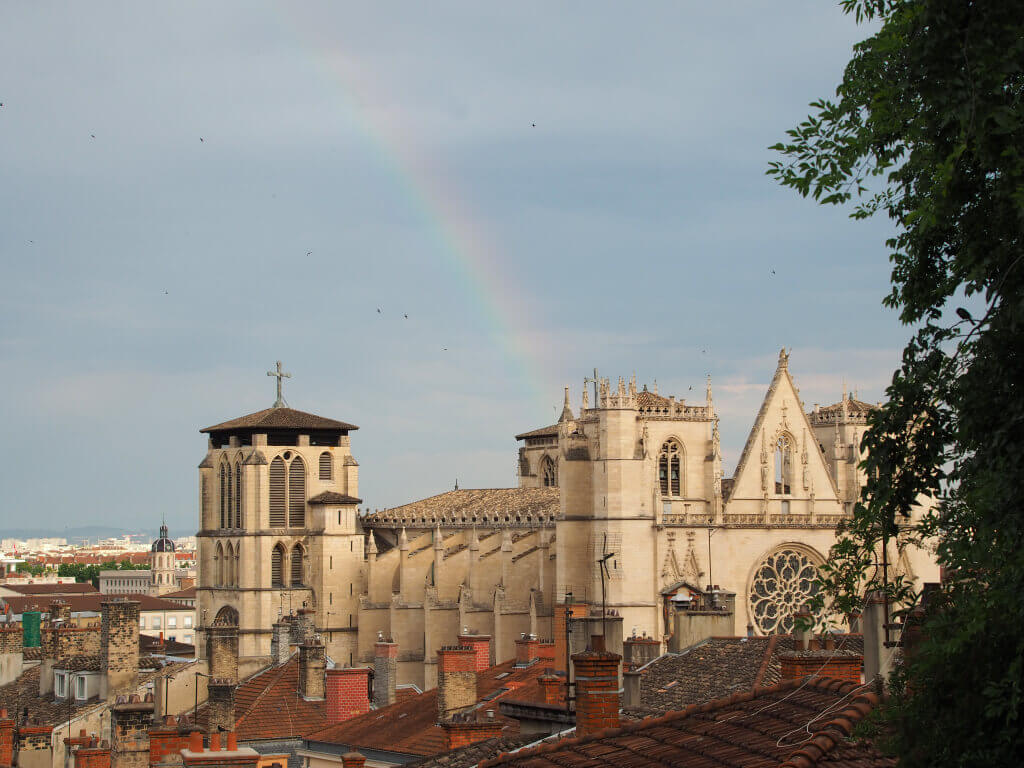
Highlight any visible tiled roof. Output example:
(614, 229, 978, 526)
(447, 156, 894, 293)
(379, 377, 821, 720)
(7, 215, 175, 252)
(161, 586, 197, 599)
(407, 734, 539, 768)
(479, 677, 892, 768)
(197, 656, 329, 742)
(307, 492, 363, 505)
(54, 655, 101, 672)
(364, 488, 560, 529)
(514, 425, 559, 440)
(815, 396, 878, 418)
(1, 583, 98, 595)
(201, 407, 358, 433)
(629, 635, 864, 716)
(0, 593, 191, 615)
(305, 659, 549, 757)
(636, 390, 671, 408)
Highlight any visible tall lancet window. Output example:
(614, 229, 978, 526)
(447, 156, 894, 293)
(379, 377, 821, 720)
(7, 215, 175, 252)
(234, 461, 242, 528)
(541, 456, 557, 487)
(658, 440, 682, 496)
(775, 434, 794, 495)
(269, 457, 286, 527)
(319, 451, 332, 480)
(219, 463, 229, 529)
(288, 456, 306, 528)
(290, 545, 304, 586)
(271, 544, 286, 587)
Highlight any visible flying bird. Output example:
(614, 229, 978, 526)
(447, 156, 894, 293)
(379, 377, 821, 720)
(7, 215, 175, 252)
(771, 269, 776, 275)
(377, 308, 381, 314)
(531, 123, 536, 127)
(90, 134, 95, 139)
(403, 314, 408, 319)
(306, 251, 312, 256)
(200, 137, 204, 142)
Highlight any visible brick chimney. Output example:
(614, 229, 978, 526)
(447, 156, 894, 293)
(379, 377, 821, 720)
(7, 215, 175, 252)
(340, 752, 365, 768)
(373, 640, 397, 708)
(554, 604, 587, 674)
(441, 718, 504, 751)
(269, 622, 291, 665)
(456, 634, 491, 671)
(148, 715, 191, 768)
(779, 648, 863, 683)
(180, 731, 259, 768)
(74, 739, 111, 768)
(49, 600, 71, 625)
(0, 708, 14, 768)
(0, 624, 23, 688)
(293, 609, 315, 646)
(514, 636, 539, 666)
(571, 636, 621, 738)
(325, 668, 371, 724)
(100, 599, 140, 702)
(16, 725, 54, 768)
(205, 679, 235, 735)
(437, 646, 476, 722)
(298, 639, 326, 701)
(622, 635, 660, 671)
(110, 694, 154, 768)
(537, 674, 561, 705)
(206, 624, 239, 683)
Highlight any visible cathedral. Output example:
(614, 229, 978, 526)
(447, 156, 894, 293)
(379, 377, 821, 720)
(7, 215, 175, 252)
(196, 352, 939, 685)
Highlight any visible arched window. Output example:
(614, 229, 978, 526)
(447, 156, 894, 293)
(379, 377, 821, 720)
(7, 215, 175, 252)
(319, 452, 332, 480)
(215, 542, 224, 586)
(219, 463, 228, 529)
(271, 544, 286, 587)
(290, 545, 304, 586)
(269, 457, 286, 527)
(658, 440, 683, 496)
(541, 456, 557, 487)
(202, 476, 210, 528)
(775, 434, 793, 495)
(288, 456, 306, 528)
(234, 461, 242, 528)
(225, 463, 233, 528)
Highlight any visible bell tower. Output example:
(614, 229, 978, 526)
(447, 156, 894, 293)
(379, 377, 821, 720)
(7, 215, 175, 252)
(196, 363, 364, 668)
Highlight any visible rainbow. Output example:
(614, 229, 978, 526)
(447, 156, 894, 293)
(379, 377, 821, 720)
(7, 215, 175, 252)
(276, 9, 554, 413)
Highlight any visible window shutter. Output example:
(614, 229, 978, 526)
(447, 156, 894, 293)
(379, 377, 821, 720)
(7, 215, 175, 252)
(271, 546, 284, 587)
(288, 456, 305, 527)
(269, 458, 286, 527)
(319, 452, 332, 480)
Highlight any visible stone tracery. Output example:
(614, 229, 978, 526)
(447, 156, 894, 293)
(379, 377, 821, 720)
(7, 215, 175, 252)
(748, 546, 822, 634)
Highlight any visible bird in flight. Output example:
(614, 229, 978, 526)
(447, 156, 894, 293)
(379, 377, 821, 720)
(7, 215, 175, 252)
(531, 123, 536, 127)
(403, 314, 408, 319)
(771, 269, 776, 275)
(306, 251, 312, 257)
(200, 137, 204, 142)
(377, 308, 381, 314)
(90, 134, 95, 139)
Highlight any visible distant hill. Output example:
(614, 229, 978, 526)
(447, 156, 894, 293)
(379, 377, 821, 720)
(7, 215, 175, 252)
(0, 525, 145, 540)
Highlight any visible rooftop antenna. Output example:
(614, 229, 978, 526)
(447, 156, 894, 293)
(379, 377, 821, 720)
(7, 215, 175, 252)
(597, 533, 615, 640)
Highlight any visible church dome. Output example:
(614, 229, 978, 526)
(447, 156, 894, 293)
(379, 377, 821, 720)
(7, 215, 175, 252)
(151, 524, 176, 553)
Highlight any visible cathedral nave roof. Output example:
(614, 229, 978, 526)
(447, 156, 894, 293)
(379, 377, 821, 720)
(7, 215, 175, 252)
(364, 488, 559, 529)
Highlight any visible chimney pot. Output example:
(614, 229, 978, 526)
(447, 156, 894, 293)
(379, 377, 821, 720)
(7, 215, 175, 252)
(209, 733, 220, 752)
(188, 731, 203, 753)
(226, 733, 237, 751)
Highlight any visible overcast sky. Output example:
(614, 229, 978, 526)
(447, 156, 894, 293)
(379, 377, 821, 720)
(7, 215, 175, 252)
(0, 2, 904, 535)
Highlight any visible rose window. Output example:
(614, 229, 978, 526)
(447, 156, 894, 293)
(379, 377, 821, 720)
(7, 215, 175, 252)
(749, 548, 822, 634)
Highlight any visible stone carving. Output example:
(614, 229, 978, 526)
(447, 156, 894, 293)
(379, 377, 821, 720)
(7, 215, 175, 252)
(748, 547, 821, 634)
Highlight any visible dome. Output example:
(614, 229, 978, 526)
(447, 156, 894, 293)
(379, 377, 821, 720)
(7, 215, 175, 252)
(151, 523, 176, 553)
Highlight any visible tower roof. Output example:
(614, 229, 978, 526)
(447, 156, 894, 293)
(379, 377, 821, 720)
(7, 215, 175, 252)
(201, 406, 358, 434)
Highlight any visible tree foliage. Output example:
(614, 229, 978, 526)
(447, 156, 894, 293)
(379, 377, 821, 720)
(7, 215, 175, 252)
(769, 1, 1024, 764)
(57, 560, 150, 588)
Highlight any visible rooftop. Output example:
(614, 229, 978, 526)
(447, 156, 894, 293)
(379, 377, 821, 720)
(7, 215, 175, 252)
(479, 677, 892, 768)
(0, 593, 193, 615)
(514, 424, 559, 441)
(363, 488, 560, 529)
(201, 407, 358, 434)
(0, 582, 98, 596)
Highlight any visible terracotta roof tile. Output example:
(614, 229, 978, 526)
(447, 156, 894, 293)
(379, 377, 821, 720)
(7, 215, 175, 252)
(1, 583, 98, 595)
(307, 491, 363, 505)
(1, 593, 191, 615)
(201, 407, 358, 433)
(515, 425, 559, 440)
(479, 677, 892, 768)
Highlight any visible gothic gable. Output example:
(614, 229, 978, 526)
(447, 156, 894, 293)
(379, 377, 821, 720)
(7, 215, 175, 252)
(726, 350, 840, 506)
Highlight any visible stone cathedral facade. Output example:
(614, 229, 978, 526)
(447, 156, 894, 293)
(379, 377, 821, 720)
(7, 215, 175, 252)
(196, 350, 939, 685)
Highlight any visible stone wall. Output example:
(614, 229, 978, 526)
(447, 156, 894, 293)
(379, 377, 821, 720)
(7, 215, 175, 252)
(101, 600, 140, 702)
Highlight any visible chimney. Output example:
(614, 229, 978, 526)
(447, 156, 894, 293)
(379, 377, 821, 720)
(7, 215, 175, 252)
(340, 752, 365, 768)
(49, 600, 71, 625)
(554, 603, 586, 674)
(441, 719, 504, 751)
(779, 647, 863, 684)
(622, 634, 660, 671)
(205, 679, 235, 735)
(571, 636, 621, 738)
(793, 606, 812, 651)
(437, 646, 476, 722)
(456, 633, 491, 671)
(100, 599, 140, 702)
(110, 694, 154, 768)
(862, 590, 891, 682)
(0, 708, 14, 768)
(73, 740, 111, 768)
(537, 674, 561, 705)
(148, 715, 190, 768)
(514, 636, 540, 666)
(373, 640, 397, 708)
(325, 668, 371, 724)
(270, 622, 291, 665)
(622, 670, 642, 709)
(294, 609, 315, 646)
(206, 624, 238, 683)
(16, 725, 54, 768)
(180, 731, 259, 768)
(298, 639, 326, 701)
(0, 624, 23, 687)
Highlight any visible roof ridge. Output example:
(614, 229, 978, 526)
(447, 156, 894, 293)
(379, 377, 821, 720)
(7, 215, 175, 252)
(232, 657, 296, 729)
(754, 633, 781, 687)
(777, 679, 882, 767)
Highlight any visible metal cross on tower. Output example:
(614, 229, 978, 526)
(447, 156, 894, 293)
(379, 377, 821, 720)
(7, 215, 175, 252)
(267, 360, 292, 408)
(584, 368, 600, 406)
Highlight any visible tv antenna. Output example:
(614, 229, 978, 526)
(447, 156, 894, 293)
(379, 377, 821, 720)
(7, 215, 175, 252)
(597, 533, 615, 640)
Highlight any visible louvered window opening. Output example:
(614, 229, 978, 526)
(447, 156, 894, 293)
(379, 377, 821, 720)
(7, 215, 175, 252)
(220, 464, 227, 528)
(289, 456, 306, 528)
(659, 441, 682, 496)
(234, 462, 242, 528)
(225, 464, 233, 529)
(269, 458, 286, 527)
(291, 547, 304, 586)
(215, 543, 224, 586)
(319, 452, 332, 480)
(201, 477, 210, 526)
(271, 546, 285, 587)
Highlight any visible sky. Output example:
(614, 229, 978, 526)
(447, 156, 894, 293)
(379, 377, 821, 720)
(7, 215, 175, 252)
(0, 2, 907, 535)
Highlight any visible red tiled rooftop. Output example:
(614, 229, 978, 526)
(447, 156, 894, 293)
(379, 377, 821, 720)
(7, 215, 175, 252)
(480, 677, 893, 768)
(1, 582, 98, 595)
